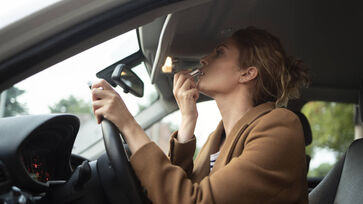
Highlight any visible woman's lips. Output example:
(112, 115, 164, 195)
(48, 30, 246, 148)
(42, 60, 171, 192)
(199, 68, 205, 76)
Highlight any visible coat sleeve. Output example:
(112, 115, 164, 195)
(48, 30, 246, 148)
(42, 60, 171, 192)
(168, 131, 196, 176)
(130, 109, 308, 204)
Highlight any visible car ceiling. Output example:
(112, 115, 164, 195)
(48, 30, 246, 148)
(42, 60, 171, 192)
(140, 0, 361, 105)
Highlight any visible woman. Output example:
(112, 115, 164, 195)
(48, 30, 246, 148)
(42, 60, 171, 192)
(91, 27, 310, 203)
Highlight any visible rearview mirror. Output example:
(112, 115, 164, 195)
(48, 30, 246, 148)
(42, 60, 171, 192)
(112, 64, 144, 97)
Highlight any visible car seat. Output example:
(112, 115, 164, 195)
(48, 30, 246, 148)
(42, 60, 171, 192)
(294, 111, 324, 192)
(308, 138, 363, 203)
(294, 111, 312, 172)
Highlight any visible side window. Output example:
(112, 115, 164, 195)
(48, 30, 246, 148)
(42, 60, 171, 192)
(145, 100, 221, 157)
(301, 101, 355, 177)
(5, 30, 158, 159)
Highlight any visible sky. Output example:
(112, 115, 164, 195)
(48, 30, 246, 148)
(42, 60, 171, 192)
(0, 1, 336, 169)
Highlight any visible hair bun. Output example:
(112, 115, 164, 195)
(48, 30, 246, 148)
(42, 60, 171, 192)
(280, 56, 311, 106)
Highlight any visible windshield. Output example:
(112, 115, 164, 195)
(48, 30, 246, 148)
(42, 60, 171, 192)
(0, 0, 62, 29)
(0, 29, 158, 159)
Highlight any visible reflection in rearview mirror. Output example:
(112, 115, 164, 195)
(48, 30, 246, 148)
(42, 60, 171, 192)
(112, 64, 144, 97)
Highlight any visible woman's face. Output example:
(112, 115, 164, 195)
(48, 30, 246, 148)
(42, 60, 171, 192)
(197, 37, 242, 97)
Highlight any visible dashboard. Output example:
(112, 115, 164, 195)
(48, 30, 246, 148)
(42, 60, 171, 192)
(0, 114, 128, 204)
(0, 114, 80, 193)
(22, 148, 53, 183)
(20, 131, 63, 183)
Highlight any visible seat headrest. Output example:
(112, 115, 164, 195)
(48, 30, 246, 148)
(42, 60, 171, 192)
(294, 111, 312, 146)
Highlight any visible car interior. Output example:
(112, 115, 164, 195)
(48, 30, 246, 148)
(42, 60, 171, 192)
(0, 0, 361, 203)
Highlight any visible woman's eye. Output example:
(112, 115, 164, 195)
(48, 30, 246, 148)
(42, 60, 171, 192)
(215, 48, 224, 56)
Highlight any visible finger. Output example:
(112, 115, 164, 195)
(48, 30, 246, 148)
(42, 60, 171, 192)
(180, 77, 196, 92)
(174, 78, 196, 102)
(91, 79, 113, 91)
(173, 72, 179, 88)
(175, 73, 192, 90)
(182, 88, 199, 101)
(92, 88, 112, 101)
(174, 73, 183, 90)
(194, 90, 199, 101)
(191, 88, 199, 101)
(94, 106, 105, 124)
(173, 70, 190, 87)
(173, 73, 181, 96)
(92, 100, 104, 111)
(174, 71, 192, 88)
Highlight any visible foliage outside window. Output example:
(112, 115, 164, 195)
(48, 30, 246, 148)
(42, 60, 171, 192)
(302, 101, 354, 177)
(0, 87, 28, 117)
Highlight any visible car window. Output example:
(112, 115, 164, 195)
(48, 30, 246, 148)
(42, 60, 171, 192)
(301, 101, 355, 177)
(0, 29, 158, 159)
(145, 100, 221, 157)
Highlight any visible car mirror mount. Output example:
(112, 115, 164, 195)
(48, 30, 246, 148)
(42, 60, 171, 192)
(111, 64, 144, 97)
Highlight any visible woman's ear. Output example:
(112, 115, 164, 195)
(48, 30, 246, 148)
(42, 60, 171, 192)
(239, 66, 258, 83)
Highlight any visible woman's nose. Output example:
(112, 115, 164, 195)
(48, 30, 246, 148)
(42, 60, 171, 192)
(200, 56, 208, 66)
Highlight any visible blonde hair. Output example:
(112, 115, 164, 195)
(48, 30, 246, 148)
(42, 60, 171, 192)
(232, 27, 310, 107)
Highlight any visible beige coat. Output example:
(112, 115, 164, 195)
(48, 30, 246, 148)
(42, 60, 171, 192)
(130, 102, 308, 203)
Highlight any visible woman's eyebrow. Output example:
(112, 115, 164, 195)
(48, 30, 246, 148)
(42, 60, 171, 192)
(216, 43, 229, 49)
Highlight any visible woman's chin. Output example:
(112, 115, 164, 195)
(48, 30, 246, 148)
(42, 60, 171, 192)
(197, 82, 204, 92)
(197, 86, 212, 98)
(197, 80, 213, 96)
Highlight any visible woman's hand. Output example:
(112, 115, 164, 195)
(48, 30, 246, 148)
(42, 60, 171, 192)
(173, 71, 199, 143)
(91, 79, 150, 153)
(91, 80, 134, 130)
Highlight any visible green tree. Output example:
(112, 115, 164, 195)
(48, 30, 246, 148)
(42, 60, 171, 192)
(49, 95, 92, 115)
(302, 102, 354, 159)
(2, 87, 28, 117)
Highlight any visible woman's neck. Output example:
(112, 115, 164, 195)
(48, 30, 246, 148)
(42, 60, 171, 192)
(214, 91, 253, 138)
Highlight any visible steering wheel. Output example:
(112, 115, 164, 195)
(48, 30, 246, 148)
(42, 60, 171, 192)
(100, 119, 145, 204)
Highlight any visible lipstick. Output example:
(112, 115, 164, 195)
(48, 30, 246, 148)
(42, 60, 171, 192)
(189, 68, 204, 83)
(190, 69, 201, 78)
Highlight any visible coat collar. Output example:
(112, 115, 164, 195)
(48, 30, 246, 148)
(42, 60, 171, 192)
(208, 101, 276, 174)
